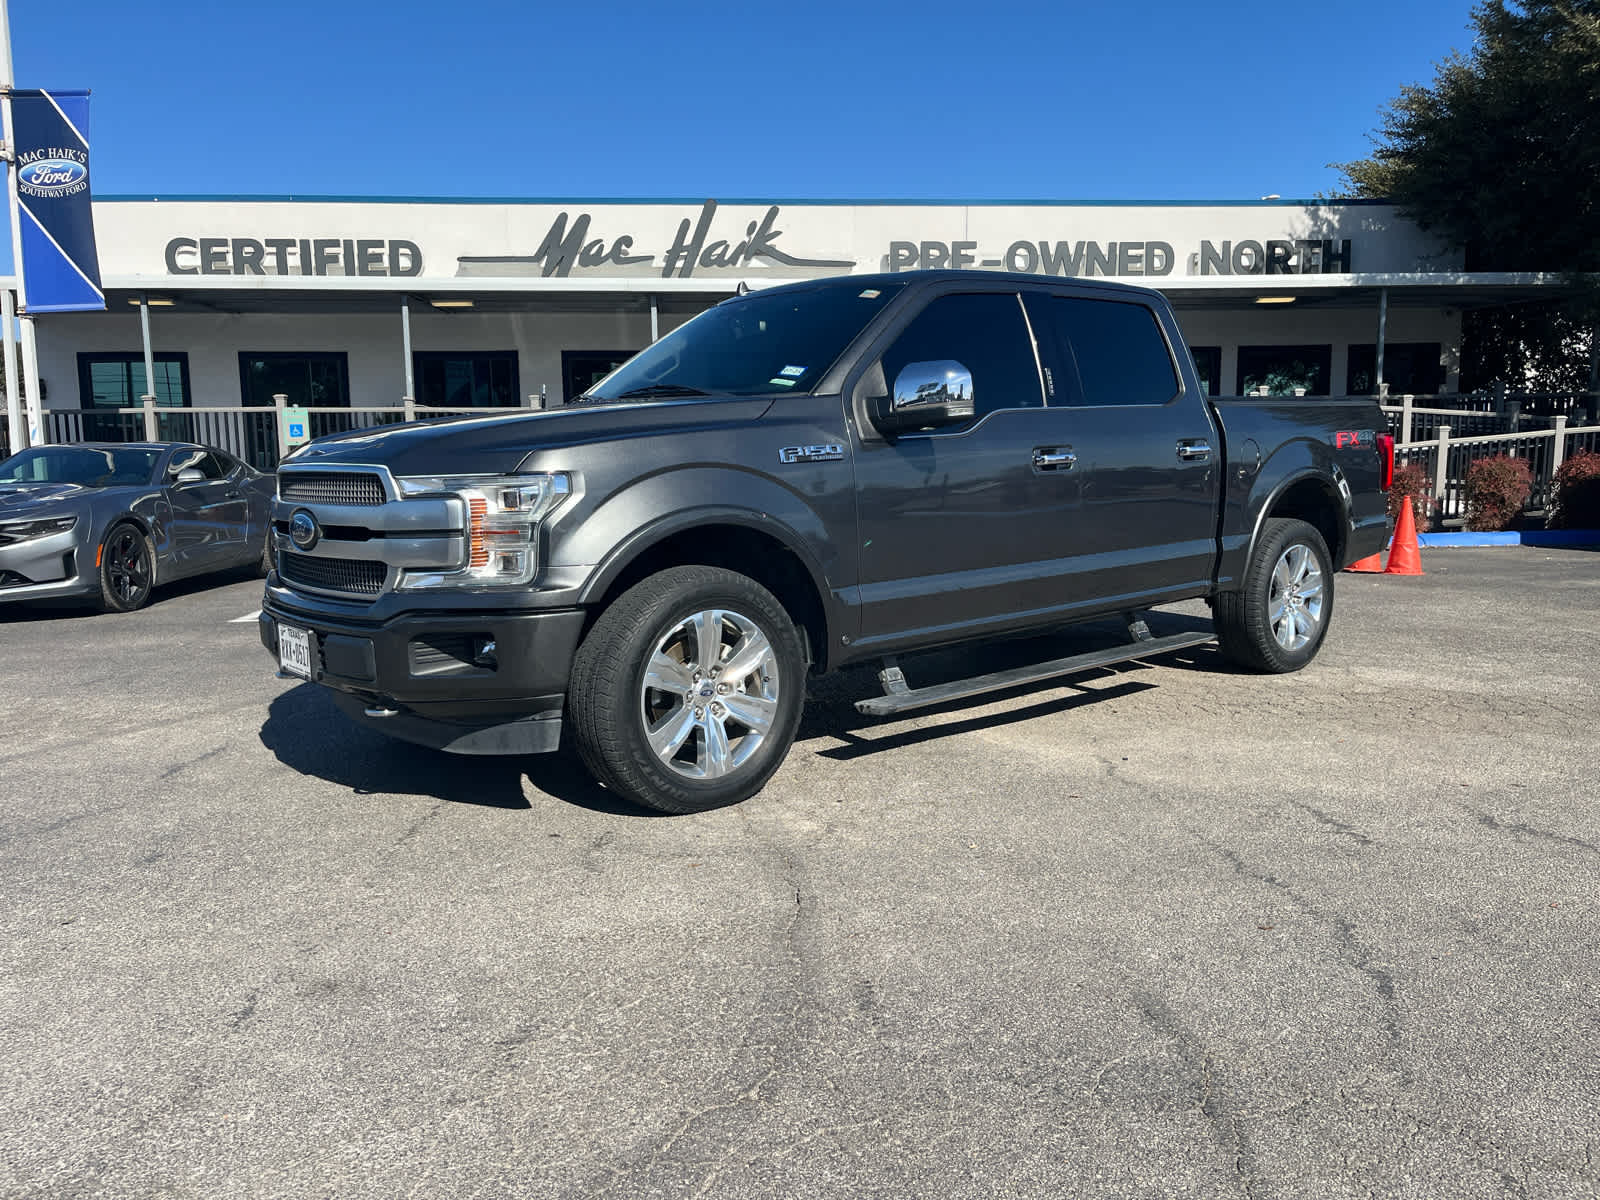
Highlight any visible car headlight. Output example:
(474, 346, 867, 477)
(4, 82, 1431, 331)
(0, 515, 78, 545)
(393, 473, 570, 589)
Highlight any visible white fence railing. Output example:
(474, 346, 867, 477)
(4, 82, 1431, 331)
(1394, 415, 1600, 520)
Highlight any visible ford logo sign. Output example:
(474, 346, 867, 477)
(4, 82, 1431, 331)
(289, 509, 320, 551)
(18, 158, 88, 196)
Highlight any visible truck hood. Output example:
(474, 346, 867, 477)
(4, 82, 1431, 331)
(284, 397, 777, 477)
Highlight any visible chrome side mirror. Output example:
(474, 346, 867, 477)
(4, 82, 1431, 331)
(887, 360, 975, 432)
(174, 467, 206, 484)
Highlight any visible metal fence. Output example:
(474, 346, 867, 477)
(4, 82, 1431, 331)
(1394, 417, 1596, 521)
(20, 401, 489, 470)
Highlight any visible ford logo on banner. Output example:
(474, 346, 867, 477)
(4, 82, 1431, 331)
(19, 157, 89, 196)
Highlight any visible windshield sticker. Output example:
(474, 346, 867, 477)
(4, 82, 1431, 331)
(779, 365, 806, 378)
(768, 377, 798, 388)
(858, 289, 881, 299)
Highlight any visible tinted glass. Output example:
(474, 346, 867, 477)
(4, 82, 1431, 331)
(0, 446, 162, 487)
(590, 280, 905, 401)
(241, 354, 351, 408)
(881, 293, 1042, 422)
(1041, 297, 1179, 407)
(1236, 345, 1332, 396)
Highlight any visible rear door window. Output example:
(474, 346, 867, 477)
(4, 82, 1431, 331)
(1028, 295, 1180, 407)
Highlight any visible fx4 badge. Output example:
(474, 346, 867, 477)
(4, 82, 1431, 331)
(778, 444, 844, 464)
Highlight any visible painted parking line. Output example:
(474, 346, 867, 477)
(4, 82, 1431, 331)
(229, 610, 262, 624)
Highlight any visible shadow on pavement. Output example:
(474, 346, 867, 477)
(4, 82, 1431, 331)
(259, 684, 661, 817)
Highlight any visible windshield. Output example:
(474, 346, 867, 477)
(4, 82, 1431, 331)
(0, 446, 163, 487)
(589, 279, 906, 401)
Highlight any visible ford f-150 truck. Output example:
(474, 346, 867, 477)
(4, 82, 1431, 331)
(260, 271, 1392, 813)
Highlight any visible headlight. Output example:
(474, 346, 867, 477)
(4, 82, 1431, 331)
(394, 473, 570, 589)
(0, 515, 78, 545)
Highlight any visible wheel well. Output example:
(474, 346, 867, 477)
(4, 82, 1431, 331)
(1266, 478, 1345, 565)
(587, 525, 831, 671)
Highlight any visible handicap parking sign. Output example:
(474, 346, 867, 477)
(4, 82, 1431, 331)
(289, 422, 305, 438)
(280, 405, 312, 456)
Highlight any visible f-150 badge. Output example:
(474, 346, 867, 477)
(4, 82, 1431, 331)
(778, 444, 844, 464)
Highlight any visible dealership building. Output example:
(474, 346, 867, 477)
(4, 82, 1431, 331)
(4, 194, 1578, 432)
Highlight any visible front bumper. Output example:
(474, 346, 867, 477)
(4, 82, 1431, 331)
(260, 582, 587, 755)
(0, 527, 94, 603)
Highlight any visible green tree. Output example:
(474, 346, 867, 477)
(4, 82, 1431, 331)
(1336, 1, 1600, 392)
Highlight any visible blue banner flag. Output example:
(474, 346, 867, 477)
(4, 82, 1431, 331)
(12, 89, 104, 312)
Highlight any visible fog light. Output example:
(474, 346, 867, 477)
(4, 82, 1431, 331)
(472, 637, 498, 668)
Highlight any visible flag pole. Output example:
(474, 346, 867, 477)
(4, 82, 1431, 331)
(0, 0, 25, 452)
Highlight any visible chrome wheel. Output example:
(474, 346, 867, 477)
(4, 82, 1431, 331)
(1268, 543, 1324, 651)
(638, 607, 781, 781)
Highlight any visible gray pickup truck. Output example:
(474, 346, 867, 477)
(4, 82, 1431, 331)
(260, 270, 1392, 813)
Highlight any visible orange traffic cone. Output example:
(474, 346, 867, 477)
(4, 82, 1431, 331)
(1345, 550, 1384, 573)
(1384, 499, 1424, 576)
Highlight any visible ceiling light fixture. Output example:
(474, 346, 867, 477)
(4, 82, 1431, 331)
(430, 298, 475, 308)
(1255, 296, 1296, 305)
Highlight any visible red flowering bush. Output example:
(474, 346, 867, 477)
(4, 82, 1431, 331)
(1387, 462, 1434, 532)
(1463, 454, 1533, 531)
(1547, 450, 1600, 529)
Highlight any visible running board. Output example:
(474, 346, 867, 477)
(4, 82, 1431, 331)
(853, 630, 1215, 718)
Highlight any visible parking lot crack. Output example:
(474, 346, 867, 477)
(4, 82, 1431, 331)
(394, 801, 445, 846)
(1465, 807, 1600, 857)
(1290, 801, 1375, 846)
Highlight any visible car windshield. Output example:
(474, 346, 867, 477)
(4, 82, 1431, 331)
(0, 446, 163, 487)
(587, 279, 906, 401)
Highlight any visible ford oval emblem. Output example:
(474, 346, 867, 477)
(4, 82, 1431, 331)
(18, 158, 88, 196)
(289, 509, 320, 551)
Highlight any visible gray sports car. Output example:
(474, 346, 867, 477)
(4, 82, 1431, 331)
(0, 441, 275, 611)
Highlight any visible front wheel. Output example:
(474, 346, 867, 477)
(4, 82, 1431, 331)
(567, 566, 807, 814)
(1214, 518, 1333, 673)
(97, 523, 155, 612)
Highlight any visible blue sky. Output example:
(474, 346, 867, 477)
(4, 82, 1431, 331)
(6, 0, 1482, 203)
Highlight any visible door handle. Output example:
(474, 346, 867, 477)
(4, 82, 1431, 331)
(1032, 447, 1077, 471)
(1177, 439, 1212, 462)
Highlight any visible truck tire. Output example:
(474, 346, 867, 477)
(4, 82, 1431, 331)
(1214, 517, 1333, 674)
(568, 565, 807, 814)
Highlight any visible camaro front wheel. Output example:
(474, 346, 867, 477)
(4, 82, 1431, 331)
(568, 566, 807, 814)
(97, 523, 155, 613)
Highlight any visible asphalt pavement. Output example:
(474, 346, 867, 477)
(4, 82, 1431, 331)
(1, 549, 1597, 1199)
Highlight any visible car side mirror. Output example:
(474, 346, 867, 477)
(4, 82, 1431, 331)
(174, 467, 205, 484)
(868, 360, 976, 437)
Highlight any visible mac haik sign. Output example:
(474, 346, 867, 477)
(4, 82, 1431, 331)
(12, 89, 104, 311)
(99, 200, 1448, 284)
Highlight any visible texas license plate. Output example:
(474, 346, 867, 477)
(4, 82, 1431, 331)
(277, 623, 313, 679)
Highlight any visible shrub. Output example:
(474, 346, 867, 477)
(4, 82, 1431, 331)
(1463, 454, 1533, 531)
(1547, 450, 1600, 529)
(1387, 462, 1434, 532)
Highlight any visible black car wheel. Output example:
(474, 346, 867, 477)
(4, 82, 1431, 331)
(568, 566, 807, 814)
(97, 523, 155, 612)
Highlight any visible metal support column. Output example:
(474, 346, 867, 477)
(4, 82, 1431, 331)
(401, 296, 414, 401)
(19, 312, 41, 444)
(2, 286, 19, 452)
(650, 294, 659, 343)
(138, 291, 156, 404)
(1, 0, 36, 447)
(1375, 287, 1389, 397)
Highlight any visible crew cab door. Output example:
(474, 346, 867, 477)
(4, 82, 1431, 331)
(1019, 290, 1222, 601)
(851, 288, 1085, 644)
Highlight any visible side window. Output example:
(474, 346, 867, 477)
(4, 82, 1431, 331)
(173, 450, 227, 480)
(880, 293, 1042, 424)
(1037, 296, 1180, 407)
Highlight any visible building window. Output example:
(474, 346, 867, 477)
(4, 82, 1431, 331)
(414, 351, 520, 408)
(1347, 343, 1444, 396)
(1189, 347, 1221, 397)
(239, 352, 350, 408)
(562, 350, 637, 404)
(77, 353, 190, 409)
(1236, 345, 1332, 396)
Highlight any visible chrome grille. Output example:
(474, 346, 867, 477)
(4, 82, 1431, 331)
(279, 472, 386, 507)
(279, 553, 386, 596)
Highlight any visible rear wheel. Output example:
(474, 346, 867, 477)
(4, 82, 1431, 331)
(1215, 517, 1333, 673)
(97, 523, 155, 613)
(568, 566, 807, 814)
